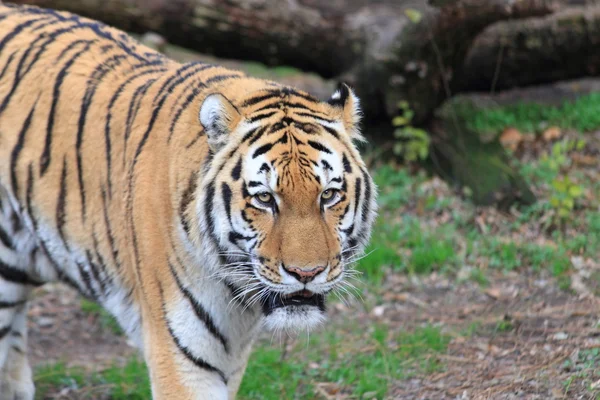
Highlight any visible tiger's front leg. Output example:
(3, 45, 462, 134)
(139, 276, 260, 400)
(0, 262, 37, 400)
(0, 299, 35, 400)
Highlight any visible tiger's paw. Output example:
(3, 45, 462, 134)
(0, 362, 35, 400)
(0, 377, 35, 400)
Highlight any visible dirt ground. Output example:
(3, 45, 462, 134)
(28, 268, 600, 399)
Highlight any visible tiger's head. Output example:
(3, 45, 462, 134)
(196, 83, 377, 331)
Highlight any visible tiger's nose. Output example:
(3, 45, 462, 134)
(284, 264, 326, 283)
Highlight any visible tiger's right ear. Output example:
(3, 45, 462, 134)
(199, 93, 242, 152)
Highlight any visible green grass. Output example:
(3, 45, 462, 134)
(80, 298, 123, 335)
(360, 156, 597, 289)
(35, 358, 150, 400)
(241, 324, 450, 399)
(35, 325, 450, 400)
(561, 348, 600, 397)
(239, 347, 309, 399)
(451, 92, 600, 135)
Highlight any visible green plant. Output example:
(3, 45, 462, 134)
(392, 101, 431, 162)
(239, 347, 309, 399)
(409, 240, 455, 274)
(35, 358, 150, 400)
(550, 175, 584, 219)
(494, 318, 514, 333)
(452, 92, 600, 136)
(80, 299, 123, 335)
(35, 362, 86, 399)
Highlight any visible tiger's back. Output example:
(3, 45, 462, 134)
(0, 3, 376, 399)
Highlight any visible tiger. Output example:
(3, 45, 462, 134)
(0, 2, 377, 399)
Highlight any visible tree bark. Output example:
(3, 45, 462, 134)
(457, 5, 600, 92)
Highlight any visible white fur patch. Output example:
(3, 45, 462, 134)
(263, 306, 326, 333)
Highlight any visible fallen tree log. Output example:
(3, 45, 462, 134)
(457, 5, 600, 92)
(10, 0, 561, 121)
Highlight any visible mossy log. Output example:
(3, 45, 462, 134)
(429, 119, 536, 207)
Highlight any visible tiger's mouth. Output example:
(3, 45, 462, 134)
(261, 289, 326, 315)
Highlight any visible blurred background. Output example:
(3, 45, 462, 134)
(14, 0, 600, 398)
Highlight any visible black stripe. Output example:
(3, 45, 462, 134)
(361, 169, 372, 224)
(322, 125, 340, 139)
(0, 51, 16, 81)
(280, 87, 318, 102)
(246, 110, 277, 124)
(168, 262, 230, 353)
(240, 127, 259, 143)
(158, 282, 228, 383)
(294, 111, 335, 124)
(167, 84, 206, 142)
(41, 40, 94, 175)
(228, 231, 255, 244)
(56, 157, 69, 249)
(307, 140, 332, 154)
(231, 158, 242, 181)
(352, 177, 362, 236)
(222, 183, 232, 222)
(204, 182, 216, 238)
(124, 78, 157, 147)
(259, 163, 270, 174)
(242, 93, 278, 107)
(0, 299, 25, 309)
(0, 260, 42, 286)
(179, 171, 198, 236)
(152, 63, 212, 105)
(248, 126, 268, 145)
(252, 143, 274, 159)
(86, 250, 106, 295)
(25, 164, 37, 231)
(91, 234, 112, 290)
(100, 186, 120, 268)
(0, 225, 13, 250)
(343, 154, 352, 173)
(10, 98, 38, 196)
(76, 262, 97, 299)
(0, 325, 10, 341)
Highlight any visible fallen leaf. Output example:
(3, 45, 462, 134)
(572, 153, 597, 166)
(499, 128, 523, 151)
(484, 288, 502, 300)
(542, 126, 562, 142)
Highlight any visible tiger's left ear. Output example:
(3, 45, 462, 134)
(199, 93, 242, 152)
(327, 83, 364, 142)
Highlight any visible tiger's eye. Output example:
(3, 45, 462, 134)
(257, 192, 273, 203)
(321, 189, 335, 201)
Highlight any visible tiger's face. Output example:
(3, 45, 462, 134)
(197, 84, 376, 331)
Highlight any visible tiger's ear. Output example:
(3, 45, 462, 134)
(327, 83, 364, 142)
(199, 93, 242, 151)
